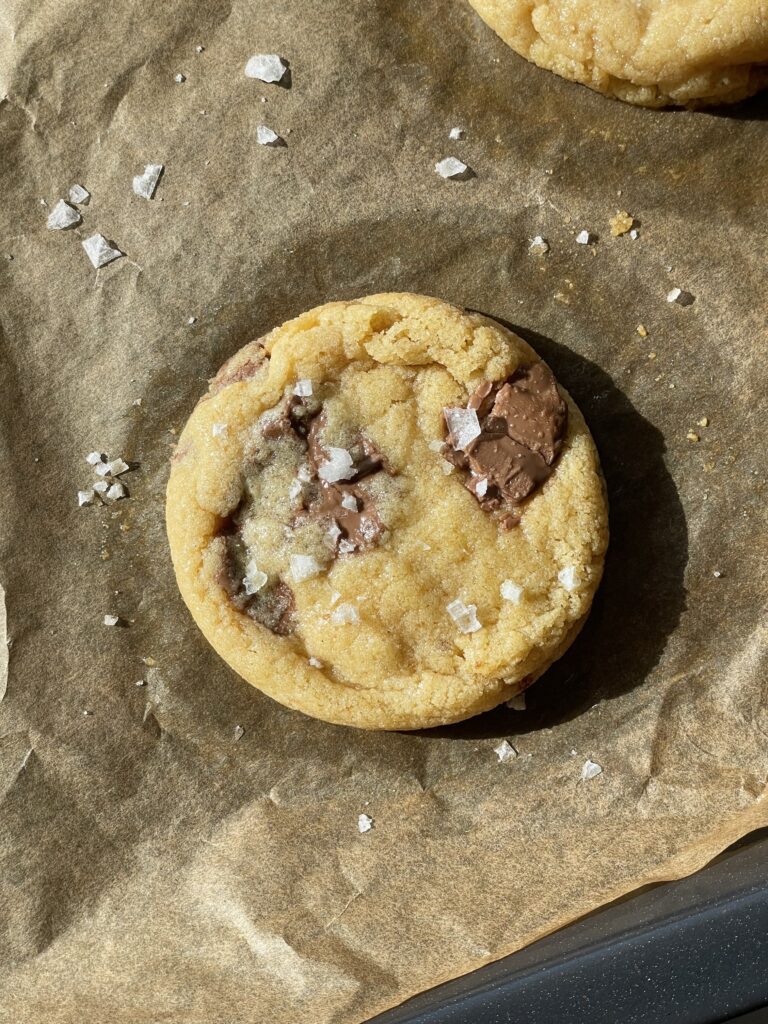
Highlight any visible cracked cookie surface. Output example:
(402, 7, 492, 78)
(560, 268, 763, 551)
(468, 0, 768, 108)
(166, 293, 608, 730)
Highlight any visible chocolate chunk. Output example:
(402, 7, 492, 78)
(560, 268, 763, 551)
(445, 362, 567, 522)
(304, 414, 386, 551)
(215, 532, 296, 635)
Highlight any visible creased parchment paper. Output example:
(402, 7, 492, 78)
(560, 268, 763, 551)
(1, 1, 767, 1021)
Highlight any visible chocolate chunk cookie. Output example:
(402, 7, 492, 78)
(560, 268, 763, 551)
(166, 293, 608, 730)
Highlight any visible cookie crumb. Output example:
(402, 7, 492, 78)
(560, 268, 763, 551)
(446, 598, 481, 634)
(506, 692, 526, 711)
(82, 233, 124, 269)
(575, 230, 594, 245)
(529, 235, 550, 256)
(78, 489, 94, 506)
(444, 407, 481, 449)
(47, 199, 81, 230)
(558, 566, 579, 591)
(698, 417, 709, 427)
(435, 156, 470, 180)
(686, 431, 700, 442)
(331, 603, 360, 625)
(103, 614, 120, 626)
(500, 580, 523, 604)
(636, 324, 648, 338)
(256, 124, 282, 146)
(318, 447, 355, 483)
(245, 54, 288, 83)
(68, 184, 90, 205)
(358, 813, 374, 833)
(667, 287, 694, 306)
(244, 561, 268, 594)
(233, 725, 245, 741)
(293, 379, 313, 397)
(132, 163, 164, 200)
(609, 210, 634, 236)
(493, 739, 518, 763)
(581, 758, 603, 780)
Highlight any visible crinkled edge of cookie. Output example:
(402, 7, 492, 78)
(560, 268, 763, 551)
(468, 0, 768, 107)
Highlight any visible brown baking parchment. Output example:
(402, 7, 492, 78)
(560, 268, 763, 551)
(1, 1, 767, 1021)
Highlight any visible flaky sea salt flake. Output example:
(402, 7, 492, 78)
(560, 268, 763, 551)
(78, 489, 94, 507)
(667, 287, 694, 306)
(331, 603, 359, 625)
(338, 539, 355, 555)
(575, 230, 594, 245)
(446, 598, 481, 634)
(500, 580, 523, 604)
(94, 460, 111, 477)
(288, 478, 303, 501)
(358, 813, 373, 833)
(82, 233, 124, 269)
(108, 458, 129, 476)
(233, 725, 245, 741)
(290, 554, 322, 582)
(494, 739, 518, 763)
(212, 422, 228, 438)
(449, 127, 465, 140)
(293, 379, 313, 397)
(435, 156, 469, 180)
(245, 54, 287, 83)
(86, 451, 105, 465)
(106, 482, 126, 501)
(582, 758, 603, 780)
(174, 73, 186, 83)
(103, 614, 120, 626)
(428, 440, 444, 452)
(257, 124, 282, 146)
(529, 235, 549, 255)
(506, 692, 526, 711)
(318, 447, 355, 482)
(132, 164, 164, 200)
(308, 656, 323, 669)
(93, 480, 109, 494)
(475, 477, 488, 497)
(68, 184, 90, 205)
(444, 407, 481, 450)
(558, 566, 579, 592)
(47, 200, 81, 230)
(340, 492, 358, 512)
(243, 561, 268, 595)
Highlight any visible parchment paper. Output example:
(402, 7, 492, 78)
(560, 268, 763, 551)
(1, 1, 767, 1021)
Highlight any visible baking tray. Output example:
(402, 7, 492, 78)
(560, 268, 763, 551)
(371, 830, 768, 1024)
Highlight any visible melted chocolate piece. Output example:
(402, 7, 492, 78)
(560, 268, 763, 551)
(444, 362, 567, 522)
(304, 415, 386, 551)
(215, 533, 296, 636)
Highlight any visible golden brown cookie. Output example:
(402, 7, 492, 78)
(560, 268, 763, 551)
(468, 0, 768, 107)
(166, 293, 608, 730)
